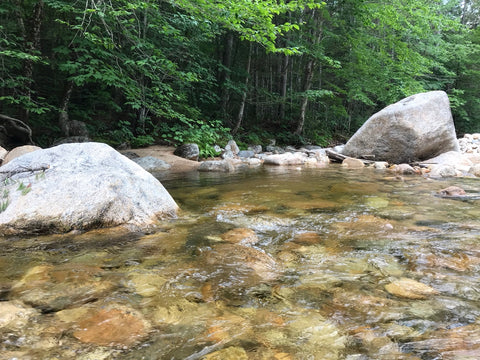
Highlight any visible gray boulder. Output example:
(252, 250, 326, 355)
(0, 142, 178, 235)
(226, 139, 240, 155)
(342, 91, 459, 164)
(174, 143, 199, 161)
(198, 159, 236, 172)
(238, 150, 255, 158)
(263, 152, 309, 166)
(132, 156, 171, 172)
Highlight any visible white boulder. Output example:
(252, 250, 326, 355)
(342, 91, 459, 164)
(0, 142, 178, 235)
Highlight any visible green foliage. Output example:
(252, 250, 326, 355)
(103, 120, 156, 148)
(1, 0, 479, 148)
(0, 199, 8, 213)
(0, 188, 9, 213)
(17, 182, 32, 195)
(160, 120, 230, 158)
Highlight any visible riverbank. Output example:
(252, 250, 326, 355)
(123, 145, 201, 173)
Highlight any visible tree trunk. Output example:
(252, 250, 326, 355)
(232, 43, 252, 135)
(294, 58, 315, 135)
(59, 81, 74, 137)
(278, 54, 290, 121)
(19, 0, 44, 123)
(220, 32, 234, 121)
(294, 10, 323, 136)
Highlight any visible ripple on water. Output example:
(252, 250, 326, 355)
(2, 166, 480, 358)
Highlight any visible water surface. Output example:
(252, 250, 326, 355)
(2, 165, 480, 359)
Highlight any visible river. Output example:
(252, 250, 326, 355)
(1, 165, 480, 359)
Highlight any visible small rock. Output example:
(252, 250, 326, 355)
(385, 278, 439, 299)
(342, 157, 365, 168)
(198, 160, 235, 172)
(0, 146, 7, 164)
(373, 161, 389, 169)
(0, 300, 39, 329)
(10, 264, 115, 311)
(389, 163, 417, 175)
(204, 243, 277, 281)
(221, 149, 236, 159)
(428, 164, 457, 177)
(469, 163, 480, 177)
(293, 232, 322, 245)
(125, 270, 168, 297)
(132, 156, 171, 172)
(121, 151, 140, 159)
(248, 144, 262, 154)
(72, 305, 150, 347)
(174, 143, 200, 161)
(226, 139, 240, 155)
(437, 186, 466, 197)
(203, 346, 249, 360)
(221, 228, 259, 245)
(238, 150, 255, 158)
(245, 158, 263, 167)
(2, 145, 42, 165)
(263, 152, 307, 165)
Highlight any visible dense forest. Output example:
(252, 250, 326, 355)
(1, 0, 479, 155)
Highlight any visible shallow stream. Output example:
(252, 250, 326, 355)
(2, 165, 480, 359)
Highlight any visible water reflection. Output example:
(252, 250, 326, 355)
(1, 165, 480, 359)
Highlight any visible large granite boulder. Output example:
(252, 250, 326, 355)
(0, 142, 178, 235)
(342, 91, 459, 164)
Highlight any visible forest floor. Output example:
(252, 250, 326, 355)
(126, 145, 201, 173)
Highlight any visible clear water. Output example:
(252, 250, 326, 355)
(2, 165, 480, 359)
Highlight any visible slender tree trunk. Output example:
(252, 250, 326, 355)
(295, 58, 315, 135)
(278, 54, 289, 120)
(220, 32, 234, 121)
(232, 43, 252, 135)
(18, 0, 44, 123)
(59, 81, 74, 137)
(294, 11, 323, 136)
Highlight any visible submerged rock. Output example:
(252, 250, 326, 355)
(202, 346, 248, 360)
(385, 278, 439, 299)
(0, 142, 178, 235)
(342, 91, 459, 164)
(10, 264, 115, 311)
(221, 227, 259, 246)
(204, 243, 278, 281)
(0, 300, 39, 330)
(71, 304, 151, 348)
(437, 186, 466, 197)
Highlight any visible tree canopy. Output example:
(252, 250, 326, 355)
(0, 0, 478, 153)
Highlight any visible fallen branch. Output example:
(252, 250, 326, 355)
(0, 165, 49, 182)
(326, 149, 375, 165)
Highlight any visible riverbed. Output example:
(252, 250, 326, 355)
(1, 165, 480, 359)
